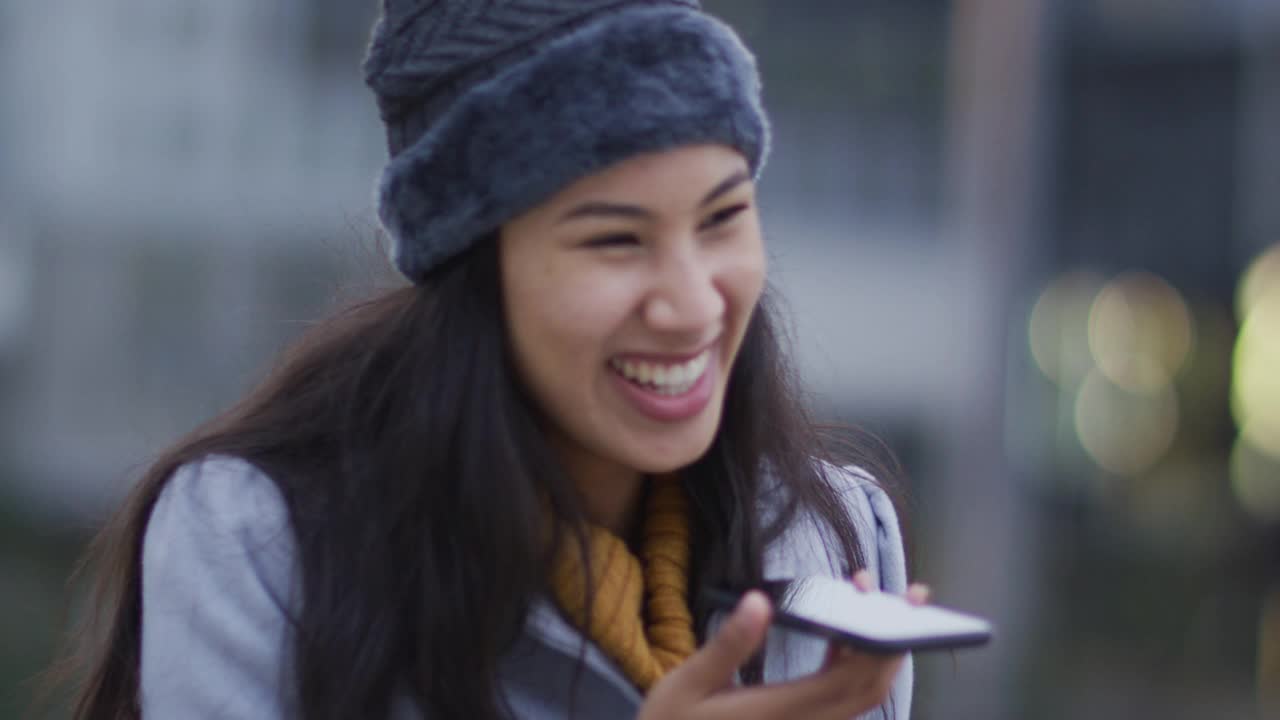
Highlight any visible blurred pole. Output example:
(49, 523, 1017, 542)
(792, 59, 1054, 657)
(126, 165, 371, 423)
(930, 0, 1050, 716)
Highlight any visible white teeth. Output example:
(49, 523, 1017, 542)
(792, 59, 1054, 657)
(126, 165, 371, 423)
(610, 350, 710, 394)
(652, 365, 667, 385)
(668, 364, 686, 386)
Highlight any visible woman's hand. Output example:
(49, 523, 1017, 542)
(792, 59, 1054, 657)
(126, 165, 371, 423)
(637, 585, 912, 720)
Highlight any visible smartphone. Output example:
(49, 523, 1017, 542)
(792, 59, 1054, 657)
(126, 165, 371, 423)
(705, 576, 993, 654)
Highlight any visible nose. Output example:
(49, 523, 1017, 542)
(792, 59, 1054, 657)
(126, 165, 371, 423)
(643, 246, 725, 334)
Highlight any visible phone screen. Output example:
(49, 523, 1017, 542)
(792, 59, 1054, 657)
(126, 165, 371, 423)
(705, 576, 992, 653)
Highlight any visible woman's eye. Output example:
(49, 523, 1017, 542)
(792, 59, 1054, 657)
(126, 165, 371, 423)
(700, 203, 749, 230)
(582, 233, 639, 249)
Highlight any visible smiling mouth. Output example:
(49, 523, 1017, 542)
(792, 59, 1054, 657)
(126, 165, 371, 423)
(608, 349, 711, 397)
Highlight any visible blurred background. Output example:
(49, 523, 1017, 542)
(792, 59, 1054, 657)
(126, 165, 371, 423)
(2, 0, 1278, 717)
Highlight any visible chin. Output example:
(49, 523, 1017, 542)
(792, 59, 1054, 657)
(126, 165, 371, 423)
(627, 430, 719, 474)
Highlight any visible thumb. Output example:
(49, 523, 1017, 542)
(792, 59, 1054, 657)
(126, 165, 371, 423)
(674, 590, 772, 694)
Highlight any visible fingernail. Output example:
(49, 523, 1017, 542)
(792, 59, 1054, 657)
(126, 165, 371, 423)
(908, 583, 931, 604)
(737, 590, 768, 617)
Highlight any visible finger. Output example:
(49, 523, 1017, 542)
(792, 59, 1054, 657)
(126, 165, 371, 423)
(851, 570, 875, 592)
(702, 649, 906, 720)
(826, 651, 908, 718)
(820, 640, 851, 671)
(818, 638, 856, 671)
(821, 640, 839, 670)
(816, 649, 907, 719)
(906, 583, 931, 605)
(672, 590, 772, 694)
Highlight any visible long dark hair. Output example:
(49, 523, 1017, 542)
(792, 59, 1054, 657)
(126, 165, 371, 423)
(51, 233, 901, 719)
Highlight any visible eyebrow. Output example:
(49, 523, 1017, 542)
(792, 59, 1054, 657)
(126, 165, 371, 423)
(556, 168, 751, 224)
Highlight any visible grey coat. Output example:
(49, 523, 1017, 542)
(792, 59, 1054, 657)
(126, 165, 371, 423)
(139, 456, 912, 718)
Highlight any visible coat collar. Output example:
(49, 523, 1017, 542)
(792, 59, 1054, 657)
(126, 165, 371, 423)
(520, 597, 645, 705)
(513, 501, 840, 707)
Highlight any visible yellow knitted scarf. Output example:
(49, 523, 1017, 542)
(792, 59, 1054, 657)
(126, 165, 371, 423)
(549, 475, 697, 692)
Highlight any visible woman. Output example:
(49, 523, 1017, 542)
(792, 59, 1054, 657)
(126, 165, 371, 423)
(62, 2, 923, 718)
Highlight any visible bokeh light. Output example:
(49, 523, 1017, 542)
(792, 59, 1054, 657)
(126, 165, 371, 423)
(1029, 271, 1105, 386)
(1237, 243, 1280, 321)
(1231, 437, 1280, 523)
(1232, 246, 1280, 458)
(1087, 272, 1193, 393)
(1074, 368, 1180, 476)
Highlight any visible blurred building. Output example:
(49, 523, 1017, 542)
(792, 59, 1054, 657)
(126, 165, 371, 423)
(0, 0, 384, 516)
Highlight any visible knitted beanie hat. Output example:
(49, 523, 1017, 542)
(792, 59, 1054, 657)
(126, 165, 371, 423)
(363, 0, 771, 284)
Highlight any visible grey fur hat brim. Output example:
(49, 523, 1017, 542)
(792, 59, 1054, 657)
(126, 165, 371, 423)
(375, 5, 770, 284)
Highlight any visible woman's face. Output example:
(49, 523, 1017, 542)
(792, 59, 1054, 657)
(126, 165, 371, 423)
(500, 144, 766, 485)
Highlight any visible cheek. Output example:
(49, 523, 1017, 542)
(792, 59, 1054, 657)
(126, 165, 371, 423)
(719, 237, 767, 316)
(506, 271, 635, 383)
